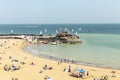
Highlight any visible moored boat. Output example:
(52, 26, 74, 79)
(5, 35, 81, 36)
(51, 42, 57, 45)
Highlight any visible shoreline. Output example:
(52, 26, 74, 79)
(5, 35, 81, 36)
(0, 38, 119, 80)
(24, 44, 120, 70)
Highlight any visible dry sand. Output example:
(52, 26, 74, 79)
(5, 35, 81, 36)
(0, 39, 119, 80)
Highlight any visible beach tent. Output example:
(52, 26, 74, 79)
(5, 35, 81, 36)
(74, 68, 86, 73)
(80, 69, 86, 73)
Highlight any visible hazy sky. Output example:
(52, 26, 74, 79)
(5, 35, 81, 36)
(0, 0, 120, 24)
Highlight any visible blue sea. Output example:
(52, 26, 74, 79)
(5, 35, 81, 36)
(1, 24, 120, 69)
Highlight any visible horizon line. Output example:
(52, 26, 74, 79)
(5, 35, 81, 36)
(0, 23, 120, 25)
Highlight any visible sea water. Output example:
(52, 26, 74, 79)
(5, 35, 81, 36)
(26, 34, 120, 69)
(1, 24, 120, 69)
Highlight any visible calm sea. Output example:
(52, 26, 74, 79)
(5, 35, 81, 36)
(1, 24, 120, 69)
(0, 24, 120, 34)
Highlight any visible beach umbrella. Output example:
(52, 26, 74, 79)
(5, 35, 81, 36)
(80, 69, 86, 73)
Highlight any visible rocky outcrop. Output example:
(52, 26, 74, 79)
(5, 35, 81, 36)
(55, 29, 81, 44)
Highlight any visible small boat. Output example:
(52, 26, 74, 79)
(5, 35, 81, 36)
(39, 31, 42, 35)
(75, 31, 78, 35)
(51, 42, 57, 45)
(11, 29, 14, 33)
(42, 41, 48, 44)
(45, 29, 47, 33)
(56, 30, 58, 33)
(78, 28, 82, 31)
(72, 28, 74, 32)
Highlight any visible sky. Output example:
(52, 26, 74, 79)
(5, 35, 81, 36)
(0, 0, 120, 24)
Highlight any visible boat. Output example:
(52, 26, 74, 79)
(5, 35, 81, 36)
(45, 29, 47, 33)
(11, 29, 14, 33)
(78, 28, 82, 31)
(51, 41, 57, 45)
(56, 30, 58, 33)
(75, 31, 78, 35)
(72, 28, 74, 32)
(51, 40, 62, 45)
(39, 30, 42, 35)
(42, 41, 48, 44)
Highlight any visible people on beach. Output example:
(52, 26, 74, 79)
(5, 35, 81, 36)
(20, 61, 25, 65)
(93, 75, 108, 80)
(9, 56, 12, 59)
(68, 65, 71, 72)
(12, 77, 14, 80)
(0, 57, 2, 60)
(4, 64, 9, 71)
(57, 61, 59, 65)
(111, 71, 116, 78)
(0, 38, 120, 80)
(11, 77, 18, 80)
(87, 71, 89, 76)
(43, 64, 53, 70)
(30, 62, 35, 65)
(45, 64, 47, 67)
(44, 75, 53, 80)
(111, 73, 116, 78)
(57, 60, 62, 65)
(4, 64, 20, 71)
(104, 75, 108, 80)
(39, 70, 43, 73)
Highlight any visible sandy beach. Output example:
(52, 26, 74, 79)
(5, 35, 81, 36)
(0, 38, 119, 80)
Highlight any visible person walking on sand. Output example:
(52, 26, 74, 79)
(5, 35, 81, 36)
(111, 71, 116, 78)
(87, 71, 89, 76)
(12, 77, 14, 80)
